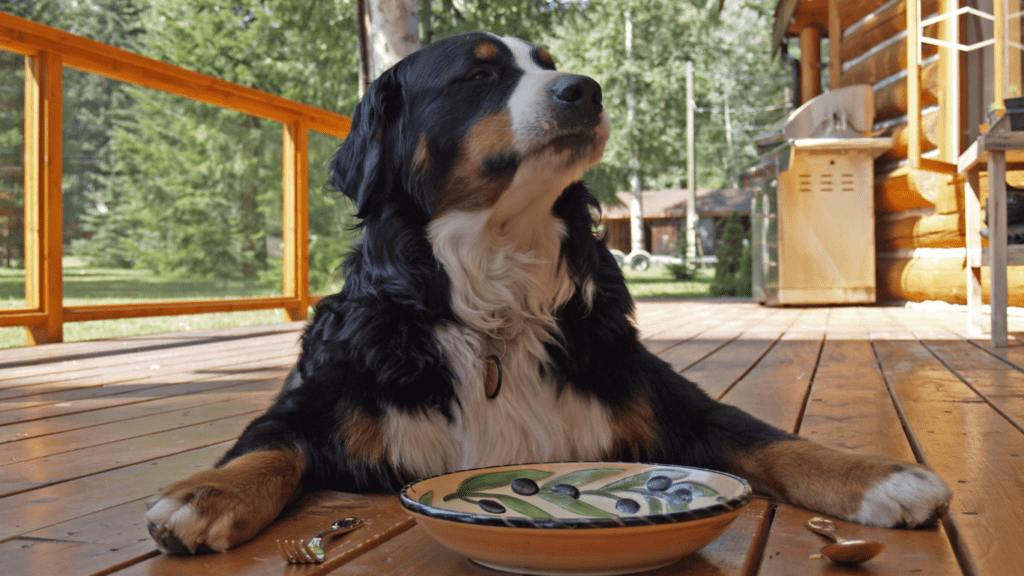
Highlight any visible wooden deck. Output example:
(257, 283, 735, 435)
(1, 300, 1021, 576)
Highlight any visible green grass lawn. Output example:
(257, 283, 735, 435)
(0, 263, 712, 348)
(622, 266, 714, 299)
(0, 261, 288, 348)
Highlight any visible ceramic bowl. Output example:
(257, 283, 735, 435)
(399, 462, 751, 576)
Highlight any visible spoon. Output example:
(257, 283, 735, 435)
(805, 516, 885, 564)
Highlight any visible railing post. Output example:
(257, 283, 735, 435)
(828, 0, 841, 90)
(939, 0, 960, 163)
(282, 120, 309, 322)
(907, 0, 922, 169)
(799, 26, 822, 103)
(994, 0, 1007, 111)
(23, 51, 64, 344)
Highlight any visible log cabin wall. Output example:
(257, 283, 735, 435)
(800, 0, 1024, 305)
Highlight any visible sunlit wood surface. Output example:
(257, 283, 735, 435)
(0, 300, 1021, 576)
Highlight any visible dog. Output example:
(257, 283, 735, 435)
(145, 32, 952, 555)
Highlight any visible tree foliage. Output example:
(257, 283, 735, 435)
(710, 211, 751, 297)
(1, 0, 146, 268)
(548, 0, 789, 202)
(2, 0, 788, 289)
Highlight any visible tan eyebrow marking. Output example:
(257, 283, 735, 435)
(474, 41, 500, 60)
(535, 48, 556, 69)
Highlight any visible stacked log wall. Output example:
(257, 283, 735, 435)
(833, 0, 1024, 305)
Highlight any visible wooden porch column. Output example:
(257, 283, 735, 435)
(994, 0, 1006, 111)
(282, 120, 310, 322)
(800, 27, 822, 103)
(939, 0, 960, 162)
(828, 0, 841, 89)
(24, 51, 64, 345)
(906, 0, 922, 168)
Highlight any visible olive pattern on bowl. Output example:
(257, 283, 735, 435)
(417, 466, 730, 521)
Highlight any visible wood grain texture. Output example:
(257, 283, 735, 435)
(758, 313, 962, 576)
(2, 302, 1012, 575)
(871, 311, 1023, 576)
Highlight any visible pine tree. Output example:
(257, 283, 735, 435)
(710, 211, 751, 297)
(73, 0, 362, 284)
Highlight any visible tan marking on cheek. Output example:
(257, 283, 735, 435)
(340, 408, 387, 466)
(435, 110, 518, 214)
(536, 48, 556, 69)
(474, 41, 500, 60)
(413, 133, 431, 178)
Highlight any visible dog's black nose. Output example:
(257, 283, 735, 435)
(550, 74, 602, 115)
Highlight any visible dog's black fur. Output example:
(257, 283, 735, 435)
(146, 32, 952, 555)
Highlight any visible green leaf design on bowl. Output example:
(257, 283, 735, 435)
(540, 467, 623, 490)
(678, 481, 719, 498)
(488, 494, 556, 519)
(431, 466, 725, 520)
(601, 468, 691, 492)
(443, 469, 554, 502)
(539, 491, 618, 518)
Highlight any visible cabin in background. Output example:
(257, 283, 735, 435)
(772, 0, 1024, 307)
(600, 188, 753, 256)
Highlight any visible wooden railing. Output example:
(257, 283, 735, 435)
(0, 12, 352, 345)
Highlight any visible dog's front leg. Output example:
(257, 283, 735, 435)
(145, 448, 304, 554)
(724, 438, 952, 528)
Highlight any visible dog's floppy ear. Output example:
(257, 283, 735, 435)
(329, 67, 404, 219)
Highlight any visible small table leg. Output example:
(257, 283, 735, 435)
(988, 151, 1009, 347)
(965, 168, 984, 336)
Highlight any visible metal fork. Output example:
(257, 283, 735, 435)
(276, 517, 363, 564)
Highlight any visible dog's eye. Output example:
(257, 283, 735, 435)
(467, 70, 493, 82)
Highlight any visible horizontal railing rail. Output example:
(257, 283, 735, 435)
(0, 12, 352, 345)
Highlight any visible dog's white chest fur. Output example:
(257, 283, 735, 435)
(381, 210, 615, 478)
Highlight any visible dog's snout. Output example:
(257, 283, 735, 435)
(550, 74, 602, 115)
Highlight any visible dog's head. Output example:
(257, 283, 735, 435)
(330, 32, 610, 223)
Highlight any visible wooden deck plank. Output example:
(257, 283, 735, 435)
(118, 492, 415, 576)
(0, 499, 160, 576)
(0, 444, 226, 543)
(639, 300, 746, 354)
(0, 411, 260, 498)
(656, 306, 779, 375)
(0, 347, 294, 413)
(760, 506, 963, 576)
(871, 310, 1023, 576)
(0, 303, 1016, 576)
(0, 380, 275, 464)
(891, 307, 1024, 432)
(0, 370, 285, 445)
(682, 307, 801, 400)
(758, 309, 963, 576)
(902, 304, 1024, 368)
(719, 308, 829, 433)
(0, 330, 299, 398)
(0, 361, 292, 427)
(919, 339, 1024, 433)
(0, 324, 302, 378)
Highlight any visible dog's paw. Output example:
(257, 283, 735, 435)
(146, 450, 305, 554)
(852, 465, 953, 528)
(146, 480, 249, 554)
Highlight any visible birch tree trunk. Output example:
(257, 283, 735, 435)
(625, 7, 645, 255)
(357, 0, 421, 94)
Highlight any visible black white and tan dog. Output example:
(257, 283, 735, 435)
(145, 32, 952, 554)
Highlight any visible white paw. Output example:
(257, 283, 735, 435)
(146, 494, 236, 554)
(853, 466, 952, 528)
